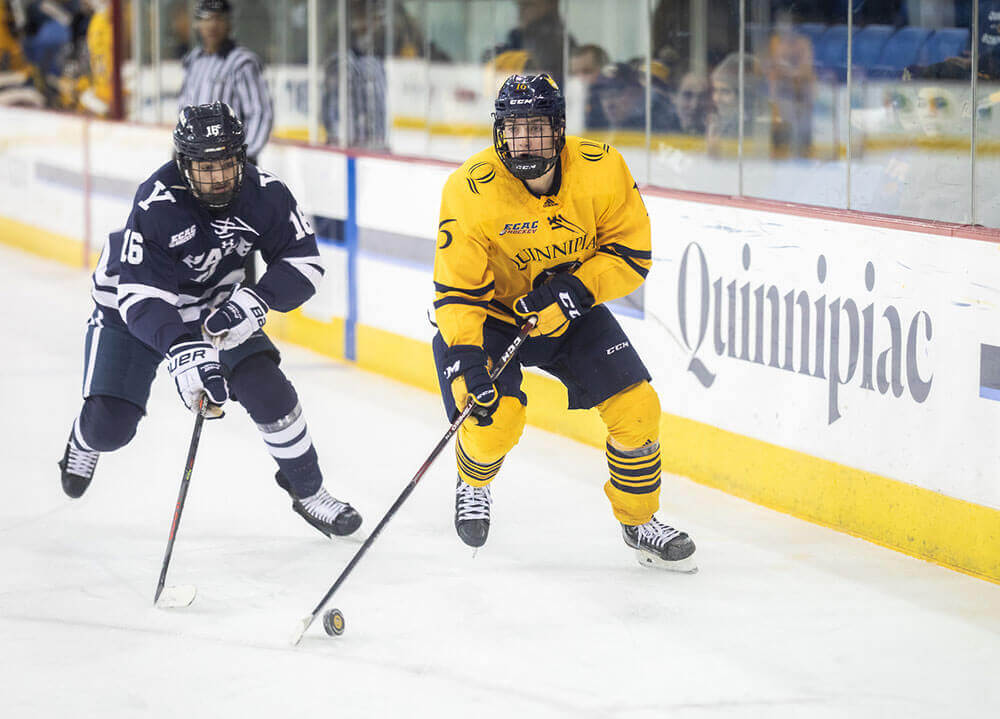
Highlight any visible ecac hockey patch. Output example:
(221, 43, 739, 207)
(169, 224, 197, 247)
(499, 221, 539, 236)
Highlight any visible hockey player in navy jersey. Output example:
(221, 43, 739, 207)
(57, 101, 362, 539)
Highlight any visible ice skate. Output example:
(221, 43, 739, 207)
(57, 434, 99, 499)
(455, 479, 491, 548)
(276, 471, 362, 538)
(622, 516, 697, 572)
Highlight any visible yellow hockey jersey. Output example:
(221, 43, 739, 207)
(0, 1, 27, 72)
(433, 136, 651, 348)
(78, 7, 114, 115)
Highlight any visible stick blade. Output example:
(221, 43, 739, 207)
(290, 615, 313, 646)
(155, 584, 197, 608)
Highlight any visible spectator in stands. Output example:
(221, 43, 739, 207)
(586, 60, 678, 133)
(571, 44, 609, 128)
(906, 1, 1000, 81)
(652, 0, 738, 70)
(673, 71, 710, 135)
(1, 0, 27, 71)
(20, 1, 77, 80)
(76, 0, 116, 116)
(385, 1, 448, 60)
(490, 0, 575, 85)
(707, 52, 767, 156)
(570, 44, 609, 88)
(0, 0, 44, 107)
(766, 10, 815, 158)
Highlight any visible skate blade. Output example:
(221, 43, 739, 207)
(155, 584, 197, 608)
(290, 615, 313, 646)
(335, 529, 369, 545)
(634, 551, 698, 573)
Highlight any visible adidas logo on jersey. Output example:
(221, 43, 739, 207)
(169, 224, 197, 247)
(543, 197, 558, 207)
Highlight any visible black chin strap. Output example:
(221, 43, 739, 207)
(521, 157, 562, 198)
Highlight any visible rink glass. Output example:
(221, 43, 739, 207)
(123, 0, 992, 226)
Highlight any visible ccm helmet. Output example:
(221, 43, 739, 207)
(492, 73, 566, 180)
(173, 101, 247, 211)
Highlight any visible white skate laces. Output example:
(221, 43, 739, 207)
(635, 516, 682, 549)
(455, 482, 491, 521)
(299, 487, 352, 524)
(66, 442, 99, 479)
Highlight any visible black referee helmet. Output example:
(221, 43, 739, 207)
(195, 0, 232, 18)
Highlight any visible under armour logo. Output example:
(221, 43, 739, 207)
(210, 215, 260, 240)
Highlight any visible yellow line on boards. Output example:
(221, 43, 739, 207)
(4, 228, 998, 584)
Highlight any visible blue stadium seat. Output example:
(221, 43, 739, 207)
(920, 27, 970, 65)
(870, 27, 932, 77)
(797, 22, 828, 50)
(814, 24, 853, 79)
(852, 24, 895, 71)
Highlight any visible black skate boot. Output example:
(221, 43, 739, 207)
(275, 471, 362, 537)
(455, 479, 491, 548)
(57, 434, 99, 498)
(622, 516, 697, 572)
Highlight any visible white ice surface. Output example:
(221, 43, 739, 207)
(1, 245, 999, 719)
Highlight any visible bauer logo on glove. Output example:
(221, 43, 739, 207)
(166, 340, 228, 418)
(204, 287, 269, 351)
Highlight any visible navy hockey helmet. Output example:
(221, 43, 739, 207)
(492, 73, 566, 180)
(173, 102, 247, 211)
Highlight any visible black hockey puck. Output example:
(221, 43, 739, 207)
(323, 608, 345, 636)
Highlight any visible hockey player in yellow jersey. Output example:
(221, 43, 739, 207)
(431, 73, 696, 571)
(76, 2, 118, 116)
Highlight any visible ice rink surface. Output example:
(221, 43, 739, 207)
(2, 245, 999, 718)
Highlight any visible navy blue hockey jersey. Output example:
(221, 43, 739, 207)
(91, 161, 324, 355)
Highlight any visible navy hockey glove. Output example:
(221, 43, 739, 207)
(203, 287, 269, 351)
(443, 345, 499, 426)
(514, 273, 593, 338)
(166, 340, 228, 418)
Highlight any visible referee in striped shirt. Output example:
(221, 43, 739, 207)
(178, 0, 273, 163)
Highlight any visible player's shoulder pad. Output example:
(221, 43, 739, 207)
(132, 161, 187, 214)
(569, 136, 614, 163)
(448, 147, 499, 198)
(248, 165, 293, 201)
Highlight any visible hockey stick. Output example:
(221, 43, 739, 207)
(290, 317, 537, 645)
(154, 396, 208, 608)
